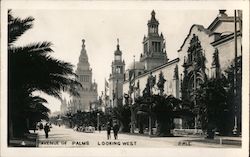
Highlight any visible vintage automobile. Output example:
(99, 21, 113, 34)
(84, 126, 95, 133)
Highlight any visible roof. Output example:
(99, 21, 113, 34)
(123, 58, 180, 84)
(177, 24, 212, 52)
(148, 10, 159, 25)
(114, 44, 122, 55)
(210, 31, 242, 46)
(127, 61, 144, 70)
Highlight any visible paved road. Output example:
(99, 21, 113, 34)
(37, 125, 240, 148)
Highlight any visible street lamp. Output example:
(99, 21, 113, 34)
(147, 72, 155, 136)
(145, 97, 152, 136)
(97, 112, 100, 131)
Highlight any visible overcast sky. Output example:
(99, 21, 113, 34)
(12, 9, 235, 112)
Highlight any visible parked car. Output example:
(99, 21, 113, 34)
(85, 126, 95, 133)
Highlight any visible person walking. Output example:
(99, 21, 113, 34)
(33, 122, 37, 133)
(39, 123, 43, 130)
(106, 122, 111, 140)
(113, 122, 119, 140)
(98, 124, 101, 133)
(44, 123, 50, 138)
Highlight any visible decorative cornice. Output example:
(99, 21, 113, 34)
(210, 31, 242, 46)
(207, 16, 235, 32)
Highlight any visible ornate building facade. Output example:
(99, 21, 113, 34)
(70, 39, 98, 113)
(123, 10, 242, 130)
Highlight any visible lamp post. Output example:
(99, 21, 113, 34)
(147, 97, 152, 136)
(97, 112, 100, 132)
(128, 55, 136, 133)
(129, 91, 135, 133)
(147, 72, 155, 136)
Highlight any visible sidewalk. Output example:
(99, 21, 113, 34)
(9, 131, 38, 147)
(120, 132, 241, 147)
(186, 136, 241, 146)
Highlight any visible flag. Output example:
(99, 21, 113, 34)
(105, 79, 109, 89)
(129, 70, 135, 88)
(104, 79, 109, 96)
(237, 10, 242, 33)
(112, 89, 116, 100)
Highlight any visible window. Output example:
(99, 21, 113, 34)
(116, 66, 123, 74)
(144, 43, 148, 53)
(80, 75, 90, 82)
(115, 55, 121, 61)
(80, 75, 84, 82)
(152, 42, 160, 52)
(83, 75, 89, 82)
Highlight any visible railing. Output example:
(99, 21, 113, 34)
(173, 129, 203, 135)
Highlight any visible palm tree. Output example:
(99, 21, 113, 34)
(135, 94, 185, 137)
(8, 10, 81, 140)
(196, 76, 230, 138)
(112, 104, 131, 132)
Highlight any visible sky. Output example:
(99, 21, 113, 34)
(12, 9, 230, 113)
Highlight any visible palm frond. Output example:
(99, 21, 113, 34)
(25, 95, 48, 106)
(9, 41, 53, 55)
(8, 11, 34, 45)
(9, 43, 81, 100)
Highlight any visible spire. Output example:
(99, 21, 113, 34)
(147, 10, 159, 35)
(77, 39, 90, 71)
(148, 10, 159, 25)
(151, 10, 156, 19)
(82, 39, 85, 48)
(114, 38, 122, 55)
(116, 38, 120, 51)
(80, 38, 88, 58)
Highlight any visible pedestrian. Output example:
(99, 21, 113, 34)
(113, 122, 119, 140)
(44, 123, 50, 138)
(33, 122, 37, 133)
(39, 123, 43, 130)
(106, 122, 111, 140)
(98, 124, 101, 133)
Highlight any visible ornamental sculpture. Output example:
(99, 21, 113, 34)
(157, 71, 166, 96)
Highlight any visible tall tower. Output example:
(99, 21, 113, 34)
(72, 39, 98, 112)
(140, 10, 168, 71)
(109, 39, 125, 107)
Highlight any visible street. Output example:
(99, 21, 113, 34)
(37, 125, 241, 148)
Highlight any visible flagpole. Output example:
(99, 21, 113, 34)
(116, 79, 118, 106)
(130, 55, 136, 133)
(104, 78, 106, 111)
(233, 10, 238, 135)
(133, 55, 135, 101)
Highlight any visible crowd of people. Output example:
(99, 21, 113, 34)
(35, 120, 120, 140)
(36, 122, 51, 138)
(106, 121, 120, 140)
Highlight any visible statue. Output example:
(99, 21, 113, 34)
(157, 71, 166, 96)
(212, 48, 221, 79)
(124, 93, 129, 105)
(143, 72, 156, 96)
(143, 82, 150, 97)
(174, 65, 179, 80)
(148, 72, 156, 90)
